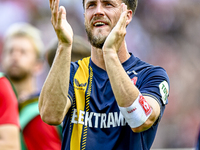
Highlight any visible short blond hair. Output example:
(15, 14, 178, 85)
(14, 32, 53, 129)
(3, 22, 44, 60)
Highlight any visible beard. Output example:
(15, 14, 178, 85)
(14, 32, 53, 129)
(85, 18, 111, 49)
(5, 67, 29, 82)
(85, 26, 106, 49)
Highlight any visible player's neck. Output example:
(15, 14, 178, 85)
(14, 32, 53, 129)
(91, 41, 130, 70)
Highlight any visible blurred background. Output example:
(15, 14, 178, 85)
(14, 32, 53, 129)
(0, 0, 200, 148)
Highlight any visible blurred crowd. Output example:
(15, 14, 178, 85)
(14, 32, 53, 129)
(0, 0, 200, 148)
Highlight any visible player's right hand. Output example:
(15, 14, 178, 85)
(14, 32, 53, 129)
(49, 0, 73, 47)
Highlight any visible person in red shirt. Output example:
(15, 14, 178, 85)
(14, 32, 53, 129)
(1, 23, 62, 150)
(0, 72, 20, 150)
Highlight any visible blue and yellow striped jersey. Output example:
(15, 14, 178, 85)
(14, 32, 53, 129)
(62, 53, 170, 150)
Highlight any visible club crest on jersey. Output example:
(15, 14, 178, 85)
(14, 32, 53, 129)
(159, 80, 169, 105)
(131, 77, 138, 85)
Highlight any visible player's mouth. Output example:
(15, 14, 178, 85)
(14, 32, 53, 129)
(93, 21, 107, 27)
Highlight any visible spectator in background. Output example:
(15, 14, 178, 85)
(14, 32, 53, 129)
(0, 72, 20, 150)
(1, 22, 62, 150)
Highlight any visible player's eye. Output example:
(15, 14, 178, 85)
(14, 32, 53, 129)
(87, 3, 95, 9)
(105, 2, 113, 7)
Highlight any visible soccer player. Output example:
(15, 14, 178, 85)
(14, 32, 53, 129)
(39, 0, 170, 149)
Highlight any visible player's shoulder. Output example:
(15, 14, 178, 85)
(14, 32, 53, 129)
(145, 65, 168, 78)
(135, 57, 169, 80)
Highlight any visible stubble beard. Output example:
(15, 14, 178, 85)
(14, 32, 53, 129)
(85, 24, 107, 49)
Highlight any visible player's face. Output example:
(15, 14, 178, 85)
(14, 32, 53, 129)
(84, 0, 122, 48)
(2, 37, 38, 81)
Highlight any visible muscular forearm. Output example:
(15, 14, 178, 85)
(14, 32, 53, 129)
(103, 51, 139, 107)
(39, 43, 72, 125)
(103, 51, 160, 132)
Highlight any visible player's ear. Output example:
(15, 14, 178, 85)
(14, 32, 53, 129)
(126, 9, 133, 26)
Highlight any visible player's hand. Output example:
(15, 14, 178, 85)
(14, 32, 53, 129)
(102, 3, 128, 53)
(49, 0, 73, 46)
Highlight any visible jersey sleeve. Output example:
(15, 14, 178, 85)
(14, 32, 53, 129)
(0, 77, 20, 127)
(139, 67, 170, 121)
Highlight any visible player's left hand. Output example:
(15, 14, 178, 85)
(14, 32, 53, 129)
(102, 3, 128, 53)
